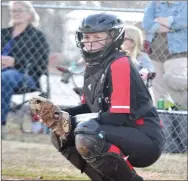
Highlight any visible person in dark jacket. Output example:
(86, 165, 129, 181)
(29, 13, 166, 181)
(1, 1, 50, 130)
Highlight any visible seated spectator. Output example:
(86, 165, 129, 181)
(1, 1, 50, 137)
(142, 1, 187, 109)
(121, 25, 156, 103)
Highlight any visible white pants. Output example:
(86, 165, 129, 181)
(151, 57, 187, 109)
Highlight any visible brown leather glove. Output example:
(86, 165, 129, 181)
(29, 96, 72, 139)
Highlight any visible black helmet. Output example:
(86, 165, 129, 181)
(75, 12, 125, 62)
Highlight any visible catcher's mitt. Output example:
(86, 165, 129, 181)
(29, 96, 72, 139)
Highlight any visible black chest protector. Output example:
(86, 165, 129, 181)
(83, 51, 154, 121)
(83, 52, 125, 112)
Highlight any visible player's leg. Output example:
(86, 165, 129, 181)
(74, 119, 146, 181)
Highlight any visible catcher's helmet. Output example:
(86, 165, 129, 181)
(75, 12, 125, 62)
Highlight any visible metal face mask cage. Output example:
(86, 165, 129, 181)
(75, 26, 125, 62)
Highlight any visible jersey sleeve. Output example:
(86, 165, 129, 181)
(109, 57, 131, 113)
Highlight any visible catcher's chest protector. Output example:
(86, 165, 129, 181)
(83, 52, 125, 112)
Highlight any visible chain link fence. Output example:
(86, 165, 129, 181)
(1, 1, 187, 179)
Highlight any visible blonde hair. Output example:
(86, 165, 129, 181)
(9, 1, 40, 27)
(122, 25, 144, 62)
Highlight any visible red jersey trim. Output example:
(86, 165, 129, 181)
(110, 57, 131, 113)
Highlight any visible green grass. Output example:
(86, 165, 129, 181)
(2, 168, 88, 180)
(2, 140, 187, 180)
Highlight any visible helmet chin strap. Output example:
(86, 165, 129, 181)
(84, 48, 118, 67)
(84, 50, 103, 66)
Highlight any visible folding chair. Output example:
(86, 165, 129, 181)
(9, 65, 50, 133)
(11, 70, 50, 112)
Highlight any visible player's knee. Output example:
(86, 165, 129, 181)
(74, 119, 108, 162)
(75, 133, 105, 161)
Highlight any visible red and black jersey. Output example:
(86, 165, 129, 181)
(82, 52, 153, 117)
(64, 51, 165, 151)
(65, 51, 154, 121)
